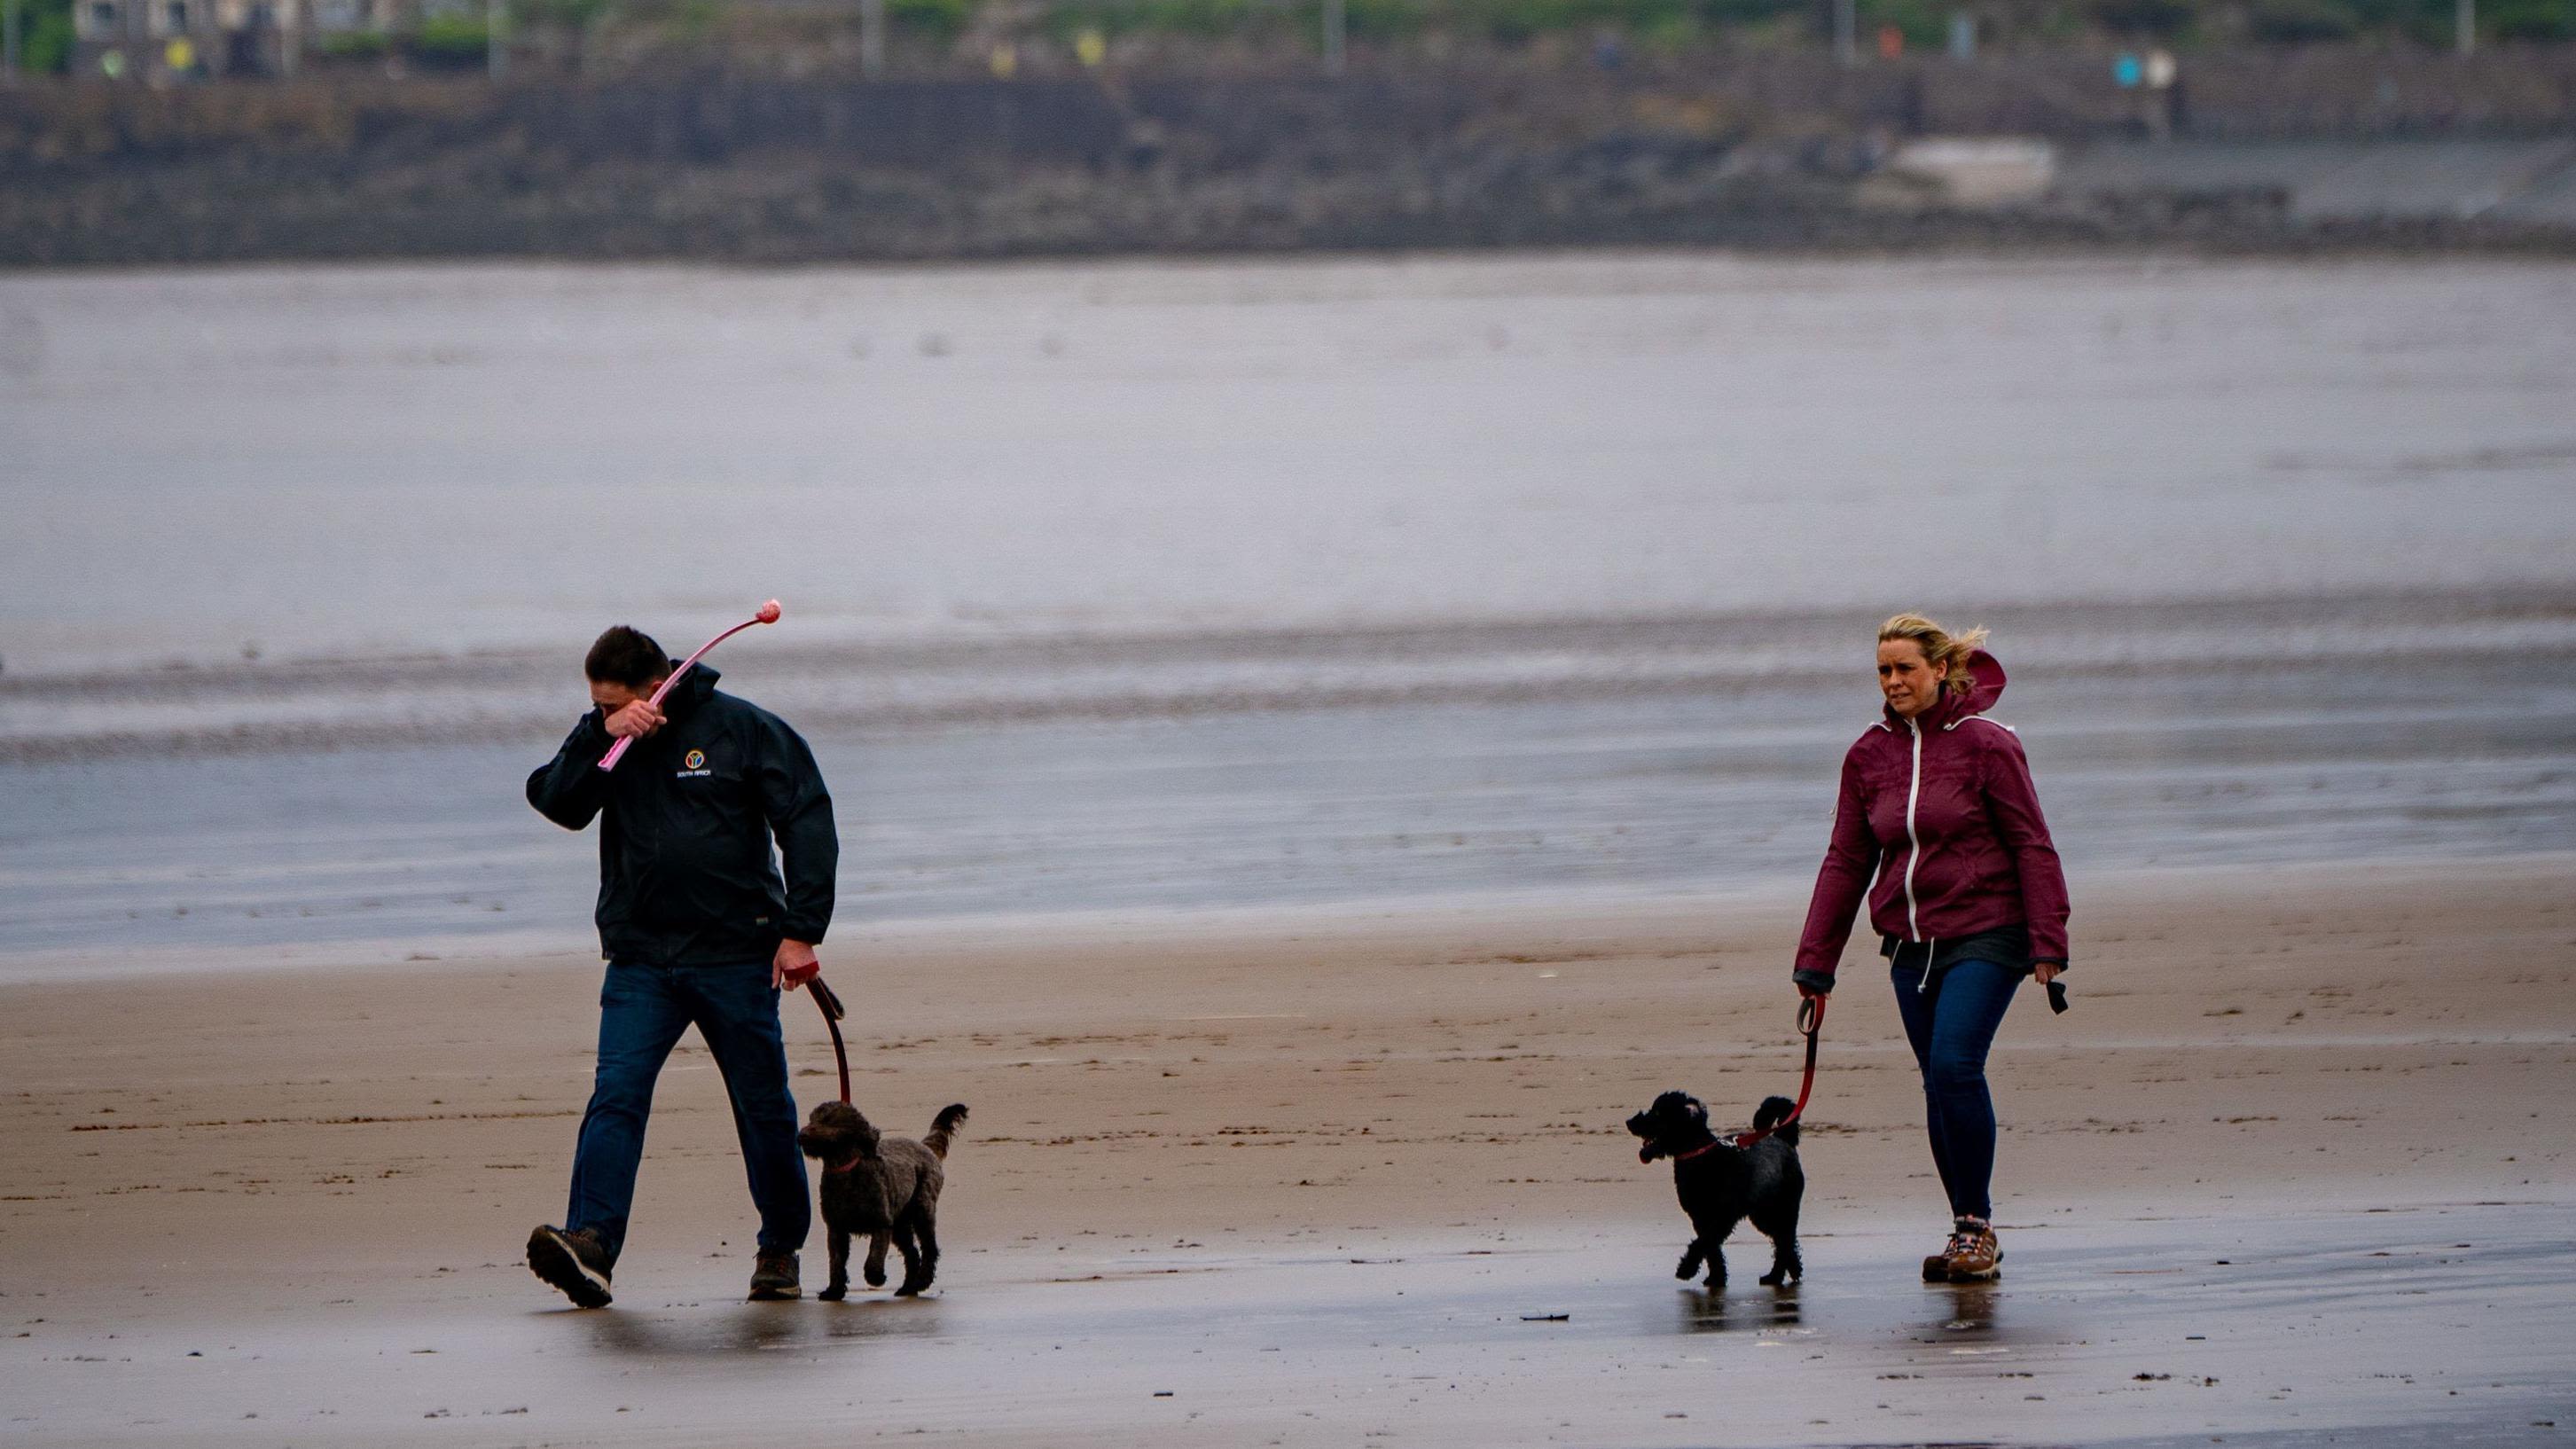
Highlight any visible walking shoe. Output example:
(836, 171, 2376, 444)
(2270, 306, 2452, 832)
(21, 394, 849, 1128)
(526, 1224, 614, 1308)
(1923, 1225, 1969, 1282)
(747, 1251, 802, 1301)
(1943, 1218, 2003, 1282)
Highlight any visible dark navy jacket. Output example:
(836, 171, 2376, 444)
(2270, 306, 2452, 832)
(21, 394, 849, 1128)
(527, 664, 837, 967)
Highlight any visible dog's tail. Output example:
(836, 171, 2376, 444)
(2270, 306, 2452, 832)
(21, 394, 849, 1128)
(924, 1103, 968, 1159)
(1753, 1094, 1799, 1146)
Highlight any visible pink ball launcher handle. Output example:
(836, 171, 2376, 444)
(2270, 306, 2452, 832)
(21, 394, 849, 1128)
(596, 599, 783, 773)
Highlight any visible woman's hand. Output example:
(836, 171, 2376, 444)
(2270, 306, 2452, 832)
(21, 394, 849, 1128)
(2033, 960, 2062, 985)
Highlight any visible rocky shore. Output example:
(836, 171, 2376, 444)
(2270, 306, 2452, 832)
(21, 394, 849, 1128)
(4, 57, 2574, 265)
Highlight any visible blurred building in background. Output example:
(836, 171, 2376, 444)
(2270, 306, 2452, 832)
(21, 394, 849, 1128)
(80, 0, 299, 76)
(12, 0, 2572, 82)
(67, 0, 484, 76)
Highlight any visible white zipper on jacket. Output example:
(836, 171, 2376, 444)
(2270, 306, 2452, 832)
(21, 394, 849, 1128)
(1902, 716, 1925, 943)
(1901, 717, 1938, 992)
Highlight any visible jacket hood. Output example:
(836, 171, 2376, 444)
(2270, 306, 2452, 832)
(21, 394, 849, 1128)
(1884, 648, 2007, 728)
(1953, 648, 2007, 716)
(663, 662, 721, 717)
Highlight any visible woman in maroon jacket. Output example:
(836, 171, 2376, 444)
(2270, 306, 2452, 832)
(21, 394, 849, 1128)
(1793, 614, 2069, 1283)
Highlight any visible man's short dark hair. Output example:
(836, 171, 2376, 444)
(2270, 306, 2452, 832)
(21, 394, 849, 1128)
(585, 626, 671, 688)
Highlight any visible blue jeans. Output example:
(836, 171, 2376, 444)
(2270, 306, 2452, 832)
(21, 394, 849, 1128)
(1890, 958, 2022, 1222)
(564, 961, 810, 1265)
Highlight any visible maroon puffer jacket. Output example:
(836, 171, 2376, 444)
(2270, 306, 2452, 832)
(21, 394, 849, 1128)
(1793, 649, 2070, 983)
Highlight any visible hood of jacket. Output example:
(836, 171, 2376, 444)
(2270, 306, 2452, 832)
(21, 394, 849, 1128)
(1883, 648, 2007, 731)
(661, 662, 721, 719)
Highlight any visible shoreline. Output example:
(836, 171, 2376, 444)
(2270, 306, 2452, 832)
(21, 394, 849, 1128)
(4, 849, 2572, 986)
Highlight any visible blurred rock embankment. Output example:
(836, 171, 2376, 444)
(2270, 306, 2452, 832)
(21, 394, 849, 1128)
(4, 53, 2574, 264)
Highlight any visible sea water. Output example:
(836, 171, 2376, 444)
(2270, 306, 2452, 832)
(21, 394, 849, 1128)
(4, 255, 2572, 975)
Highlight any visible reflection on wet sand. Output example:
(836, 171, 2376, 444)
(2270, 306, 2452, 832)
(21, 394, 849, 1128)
(4, 1206, 2569, 1446)
(1922, 1281, 2005, 1346)
(1673, 1281, 1802, 1335)
(577, 1297, 952, 1358)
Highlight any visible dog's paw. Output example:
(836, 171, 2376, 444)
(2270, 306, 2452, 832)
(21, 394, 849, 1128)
(817, 1283, 848, 1303)
(1673, 1257, 1697, 1281)
(1758, 1270, 1784, 1286)
(863, 1265, 888, 1288)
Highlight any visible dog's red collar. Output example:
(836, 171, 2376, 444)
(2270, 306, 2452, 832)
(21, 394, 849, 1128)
(822, 1158, 860, 1175)
(1671, 1140, 1727, 1163)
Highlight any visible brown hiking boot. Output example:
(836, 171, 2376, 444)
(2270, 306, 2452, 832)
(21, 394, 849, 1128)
(1943, 1218, 2002, 1282)
(747, 1251, 802, 1301)
(527, 1224, 614, 1309)
(1923, 1225, 1969, 1281)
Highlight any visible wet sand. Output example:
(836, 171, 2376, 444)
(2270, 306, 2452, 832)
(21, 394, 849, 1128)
(4, 858, 2572, 1445)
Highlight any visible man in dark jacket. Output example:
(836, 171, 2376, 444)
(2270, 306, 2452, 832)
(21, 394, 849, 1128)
(521, 624, 838, 1307)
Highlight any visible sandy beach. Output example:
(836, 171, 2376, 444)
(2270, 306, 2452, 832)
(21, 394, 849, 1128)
(5, 856, 2570, 1446)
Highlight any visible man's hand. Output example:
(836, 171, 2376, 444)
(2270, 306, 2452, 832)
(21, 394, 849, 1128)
(772, 938, 820, 992)
(604, 699, 666, 740)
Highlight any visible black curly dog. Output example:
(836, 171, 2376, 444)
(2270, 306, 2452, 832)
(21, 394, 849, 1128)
(1625, 1091, 1805, 1288)
(796, 1101, 967, 1299)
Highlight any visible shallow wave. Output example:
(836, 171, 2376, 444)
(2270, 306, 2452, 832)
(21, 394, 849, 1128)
(4, 588, 2571, 764)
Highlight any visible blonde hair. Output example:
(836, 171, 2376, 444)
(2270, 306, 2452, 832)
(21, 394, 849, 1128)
(1878, 613, 1991, 696)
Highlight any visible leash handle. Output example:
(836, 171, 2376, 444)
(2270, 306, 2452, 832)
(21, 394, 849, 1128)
(1732, 994, 1827, 1148)
(810, 975, 847, 1022)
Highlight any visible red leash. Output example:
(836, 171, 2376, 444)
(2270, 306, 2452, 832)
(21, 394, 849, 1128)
(1729, 995, 1825, 1149)
(808, 975, 852, 1106)
(1665, 997, 1826, 1163)
(804, 973, 861, 1176)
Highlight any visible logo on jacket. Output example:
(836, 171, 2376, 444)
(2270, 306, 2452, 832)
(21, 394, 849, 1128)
(677, 748, 712, 779)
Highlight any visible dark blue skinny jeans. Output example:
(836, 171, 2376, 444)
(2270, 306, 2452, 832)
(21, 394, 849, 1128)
(1889, 958, 2022, 1223)
(565, 960, 810, 1266)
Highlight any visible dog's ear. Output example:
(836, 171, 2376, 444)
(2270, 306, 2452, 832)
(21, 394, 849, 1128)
(1686, 1098, 1708, 1127)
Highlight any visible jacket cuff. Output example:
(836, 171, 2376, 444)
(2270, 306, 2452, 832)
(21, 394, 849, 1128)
(1791, 968, 1836, 995)
(2032, 957, 2068, 971)
(781, 920, 830, 947)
